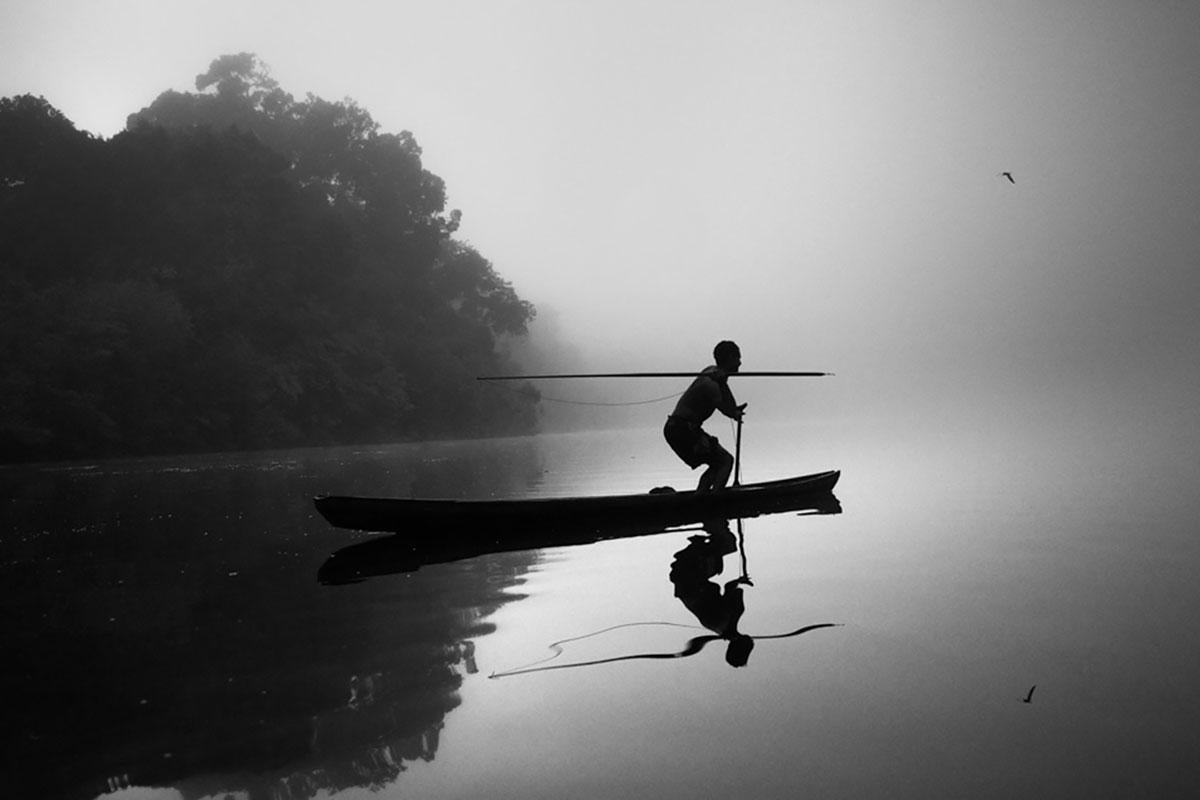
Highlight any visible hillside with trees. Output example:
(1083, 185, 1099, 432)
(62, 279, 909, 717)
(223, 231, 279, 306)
(0, 54, 540, 463)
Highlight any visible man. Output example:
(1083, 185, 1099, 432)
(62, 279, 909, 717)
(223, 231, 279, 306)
(669, 519, 756, 667)
(663, 340, 747, 491)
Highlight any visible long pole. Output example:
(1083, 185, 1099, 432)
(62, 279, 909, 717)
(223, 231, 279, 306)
(733, 415, 743, 487)
(477, 371, 832, 381)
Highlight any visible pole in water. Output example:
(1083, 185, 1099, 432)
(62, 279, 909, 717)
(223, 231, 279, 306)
(737, 517, 751, 584)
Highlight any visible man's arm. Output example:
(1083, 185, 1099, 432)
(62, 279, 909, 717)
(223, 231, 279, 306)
(712, 375, 745, 420)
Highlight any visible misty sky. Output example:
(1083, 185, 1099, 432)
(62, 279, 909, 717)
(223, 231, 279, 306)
(4, 0, 1199, 432)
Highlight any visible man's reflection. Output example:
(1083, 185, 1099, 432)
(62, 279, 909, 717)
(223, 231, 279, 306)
(669, 519, 754, 667)
(489, 517, 840, 678)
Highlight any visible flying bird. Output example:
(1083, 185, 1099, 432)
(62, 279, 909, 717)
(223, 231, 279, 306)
(999, 171, 1015, 184)
(1022, 685, 1037, 703)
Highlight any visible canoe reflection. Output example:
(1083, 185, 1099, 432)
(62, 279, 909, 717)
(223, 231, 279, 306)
(318, 489, 841, 585)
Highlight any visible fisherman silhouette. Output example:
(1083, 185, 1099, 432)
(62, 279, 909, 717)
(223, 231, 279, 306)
(663, 340, 747, 491)
(668, 519, 756, 665)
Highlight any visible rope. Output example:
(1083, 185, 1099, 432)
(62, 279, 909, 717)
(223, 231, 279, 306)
(489, 622, 842, 679)
(484, 382, 684, 408)
(538, 391, 684, 407)
(489, 621, 704, 678)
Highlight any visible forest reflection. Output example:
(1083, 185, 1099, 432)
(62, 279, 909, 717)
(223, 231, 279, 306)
(1, 439, 544, 800)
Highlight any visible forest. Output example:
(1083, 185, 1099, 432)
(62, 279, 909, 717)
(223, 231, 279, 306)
(0, 54, 541, 463)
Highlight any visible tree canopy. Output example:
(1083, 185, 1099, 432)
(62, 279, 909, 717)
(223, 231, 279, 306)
(0, 55, 540, 462)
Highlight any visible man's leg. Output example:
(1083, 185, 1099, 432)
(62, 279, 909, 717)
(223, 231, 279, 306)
(696, 446, 734, 491)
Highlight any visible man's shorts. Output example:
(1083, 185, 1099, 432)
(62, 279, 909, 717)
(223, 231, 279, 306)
(663, 416, 724, 469)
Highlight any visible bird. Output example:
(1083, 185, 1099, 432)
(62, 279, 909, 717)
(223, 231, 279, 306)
(1022, 685, 1037, 703)
(999, 171, 1015, 184)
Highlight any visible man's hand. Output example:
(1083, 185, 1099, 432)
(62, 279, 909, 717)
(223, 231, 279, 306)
(736, 403, 748, 420)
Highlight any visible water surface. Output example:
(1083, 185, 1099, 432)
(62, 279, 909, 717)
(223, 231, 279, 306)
(4, 416, 1199, 798)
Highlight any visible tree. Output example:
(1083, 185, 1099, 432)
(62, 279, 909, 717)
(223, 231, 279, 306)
(0, 57, 539, 462)
(0, 94, 92, 187)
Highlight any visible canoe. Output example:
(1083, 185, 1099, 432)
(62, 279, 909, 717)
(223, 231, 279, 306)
(314, 469, 840, 534)
(316, 470, 841, 584)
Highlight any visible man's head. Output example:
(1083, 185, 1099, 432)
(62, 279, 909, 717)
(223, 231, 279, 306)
(725, 633, 754, 667)
(713, 340, 741, 372)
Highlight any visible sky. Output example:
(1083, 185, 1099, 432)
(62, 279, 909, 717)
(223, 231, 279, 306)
(3, 0, 1199, 435)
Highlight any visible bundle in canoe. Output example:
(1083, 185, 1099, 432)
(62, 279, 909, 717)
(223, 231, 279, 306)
(313, 469, 840, 534)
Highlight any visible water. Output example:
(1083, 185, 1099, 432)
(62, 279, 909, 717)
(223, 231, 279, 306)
(4, 415, 1200, 799)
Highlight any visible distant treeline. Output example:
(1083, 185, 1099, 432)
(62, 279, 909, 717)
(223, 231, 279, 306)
(0, 54, 541, 463)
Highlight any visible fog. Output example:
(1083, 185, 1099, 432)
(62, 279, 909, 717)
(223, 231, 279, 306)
(5, 0, 1199, 438)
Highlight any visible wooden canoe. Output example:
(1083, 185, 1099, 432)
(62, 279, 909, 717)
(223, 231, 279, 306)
(314, 469, 840, 534)
(315, 470, 841, 583)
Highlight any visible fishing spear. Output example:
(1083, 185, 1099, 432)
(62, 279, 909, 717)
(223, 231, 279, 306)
(477, 371, 833, 380)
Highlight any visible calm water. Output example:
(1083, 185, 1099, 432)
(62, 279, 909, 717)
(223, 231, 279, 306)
(4, 415, 1200, 799)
